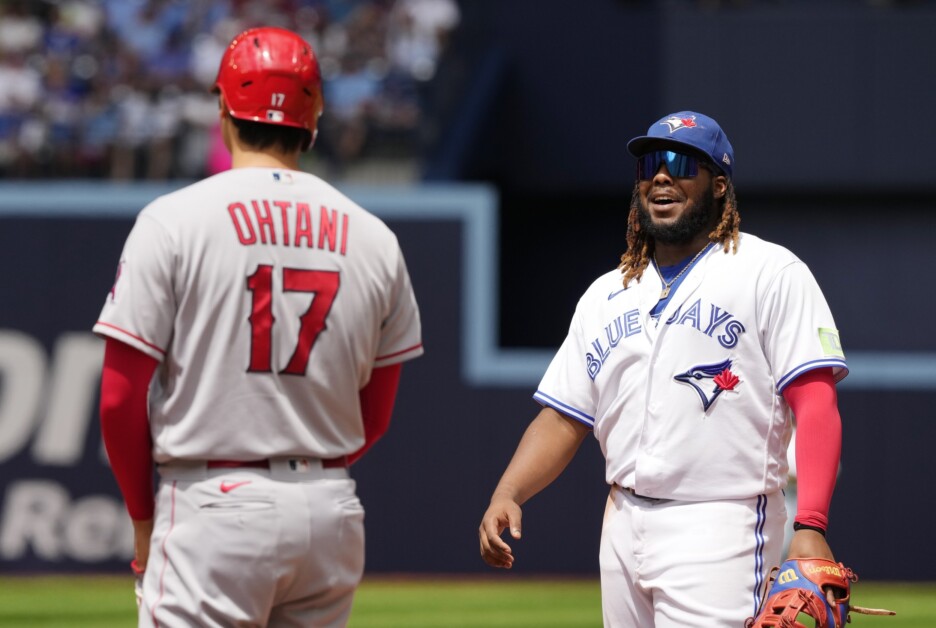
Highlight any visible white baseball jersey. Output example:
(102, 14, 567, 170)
(535, 233, 847, 501)
(94, 167, 423, 463)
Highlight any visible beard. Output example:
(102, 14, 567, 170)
(637, 184, 720, 245)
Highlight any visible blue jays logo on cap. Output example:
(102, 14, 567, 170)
(674, 358, 740, 411)
(660, 115, 699, 133)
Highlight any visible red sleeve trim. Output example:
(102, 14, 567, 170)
(375, 343, 423, 361)
(95, 321, 167, 355)
(100, 338, 160, 520)
(782, 367, 841, 532)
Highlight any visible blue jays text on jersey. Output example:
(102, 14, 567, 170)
(587, 298, 746, 380)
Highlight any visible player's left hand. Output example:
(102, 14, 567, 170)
(787, 528, 834, 561)
(787, 529, 838, 606)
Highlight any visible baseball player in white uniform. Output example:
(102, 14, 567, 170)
(479, 111, 847, 627)
(96, 27, 422, 627)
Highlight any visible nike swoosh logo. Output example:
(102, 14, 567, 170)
(608, 288, 627, 300)
(220, 480, 252, 494)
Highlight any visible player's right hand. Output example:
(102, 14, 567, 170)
(132, 517, 154, 573)
(478, 496, 522, 569)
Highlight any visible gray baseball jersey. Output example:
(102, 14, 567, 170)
(94, 167, 423, 463)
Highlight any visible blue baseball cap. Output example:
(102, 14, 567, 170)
(627, 111, 734, 178)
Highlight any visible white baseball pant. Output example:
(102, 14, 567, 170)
(599, 485, 785, 627)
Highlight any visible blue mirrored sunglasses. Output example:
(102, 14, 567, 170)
(637, 150, 701, 180)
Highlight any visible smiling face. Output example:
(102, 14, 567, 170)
(637, 159, 728, 247)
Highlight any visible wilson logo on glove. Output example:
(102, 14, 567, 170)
(775, 568, 799, 585)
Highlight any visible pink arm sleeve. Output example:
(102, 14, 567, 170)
(781, 367, 842, 532)
(99, 338, 159, 521)
(347, 363, 403, 465)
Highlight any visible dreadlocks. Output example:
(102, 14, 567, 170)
(618, 178, 740, 288)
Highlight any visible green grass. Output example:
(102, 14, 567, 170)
(0, 575, 931, 627)
(349, 578, 602, 627)
(848, 582, 936, 628)
(0, 576, 137, 628)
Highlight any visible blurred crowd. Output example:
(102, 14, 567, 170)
(0, 0, 460, 180)
(651, 0, 931, 6)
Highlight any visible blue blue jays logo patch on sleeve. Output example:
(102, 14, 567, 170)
(674, 359, 740, 411)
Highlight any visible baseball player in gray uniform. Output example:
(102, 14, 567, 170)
(479, 112, 847, 627)
(96, 27, 423, 627)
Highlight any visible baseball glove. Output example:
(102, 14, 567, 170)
(746, 558, 895, 628)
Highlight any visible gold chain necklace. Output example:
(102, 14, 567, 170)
(654, 245, 709, 299)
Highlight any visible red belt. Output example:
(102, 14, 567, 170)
(206, 456, 348, 469)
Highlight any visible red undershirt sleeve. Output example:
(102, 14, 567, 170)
(781, 367, 842, 533)
(99, 337, 159, 521)
(348, 363, 403, 465)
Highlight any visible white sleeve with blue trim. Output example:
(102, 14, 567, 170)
(761, 261, 848, 392)
(533, 305, 597, 428)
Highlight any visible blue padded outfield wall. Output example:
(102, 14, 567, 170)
(0, 183, 934, 580)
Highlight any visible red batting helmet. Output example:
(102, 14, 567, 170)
(214, 27, 324, 149)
